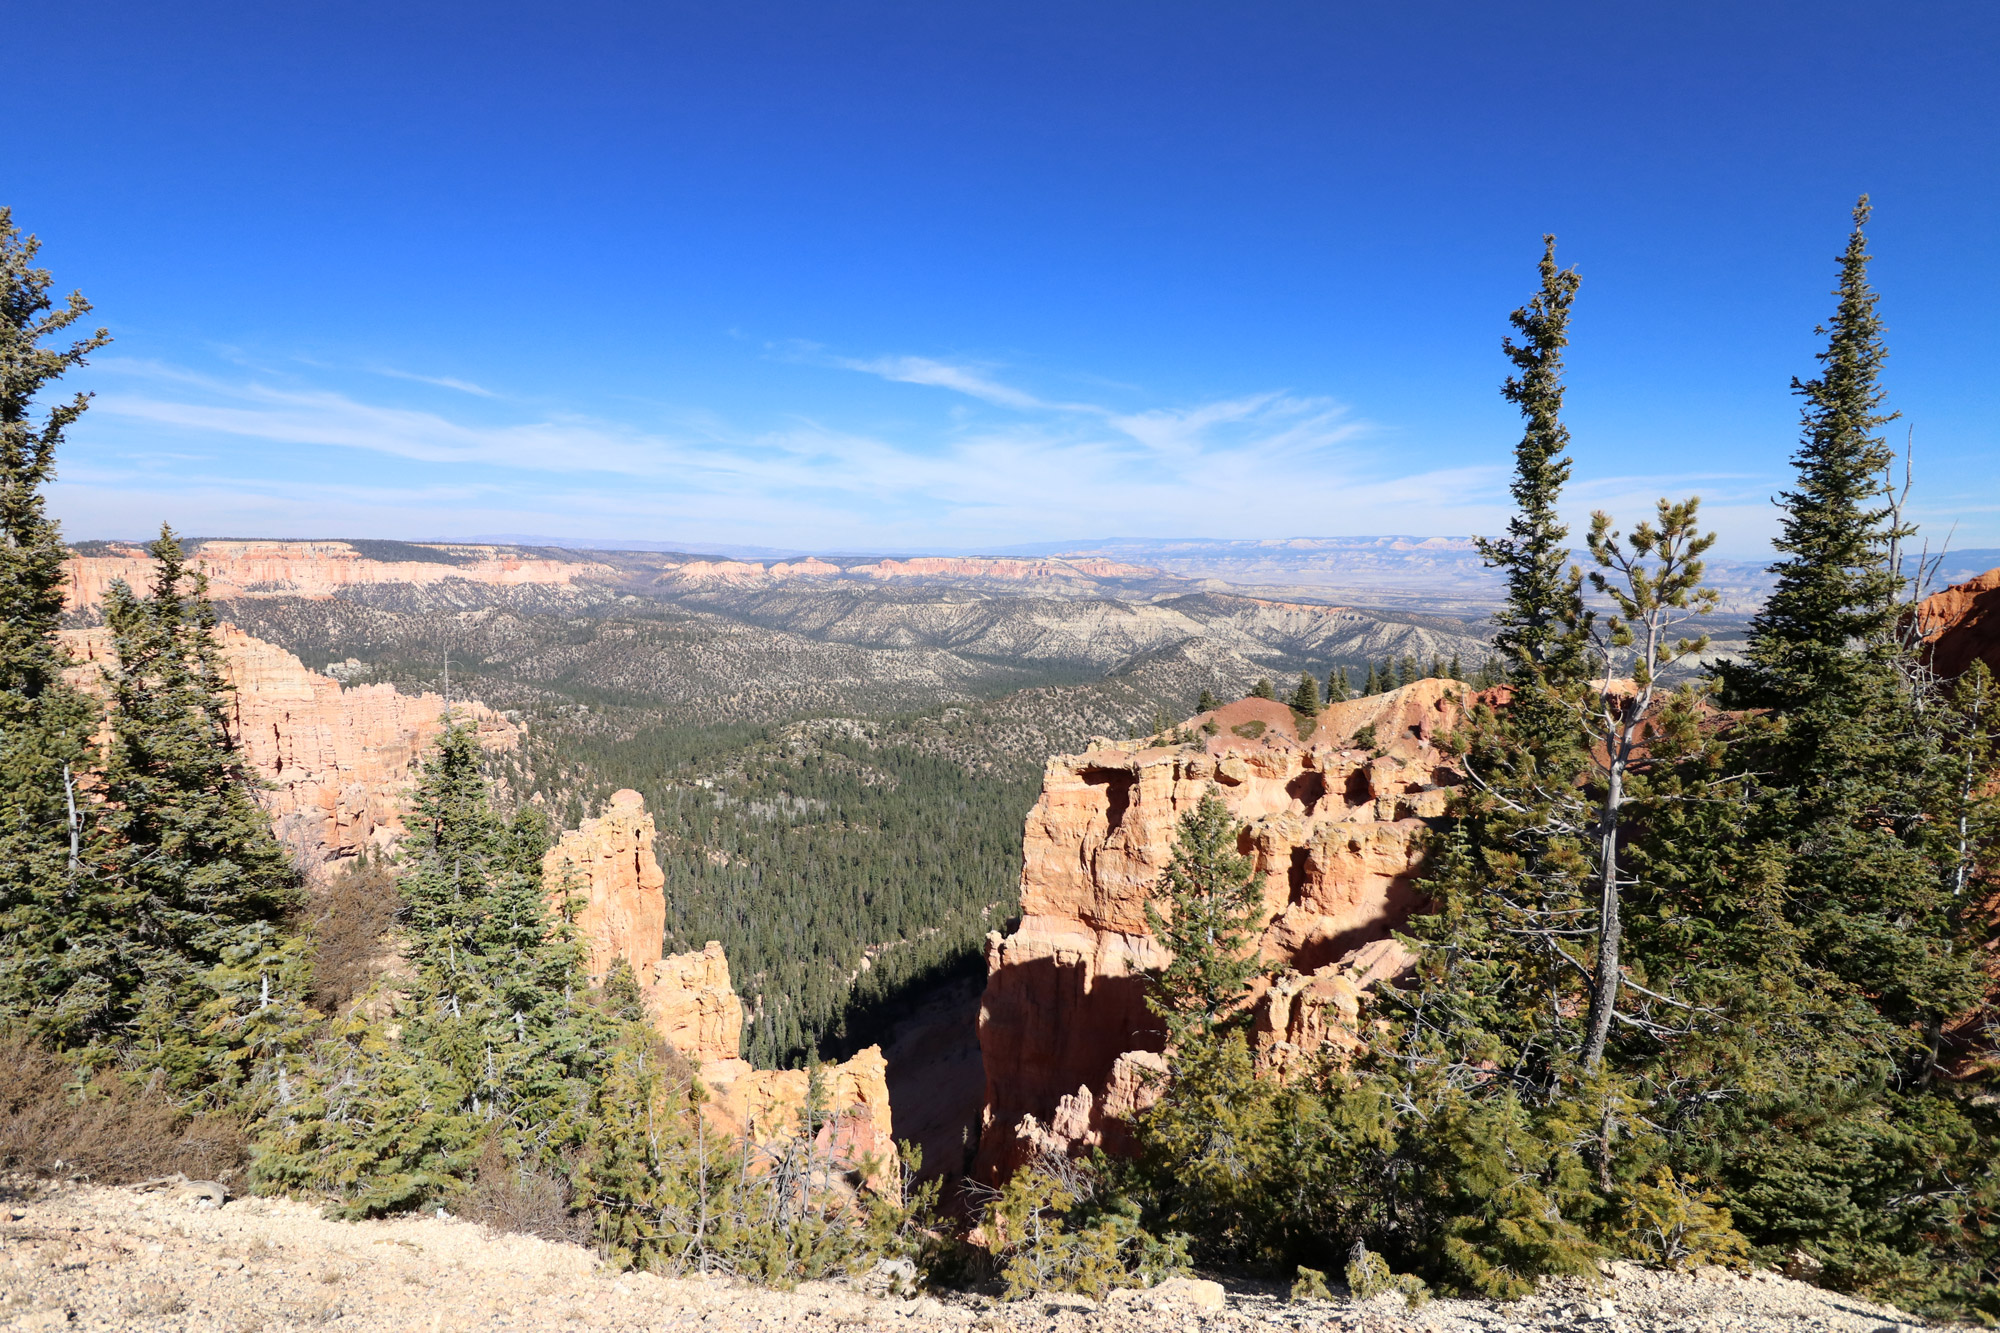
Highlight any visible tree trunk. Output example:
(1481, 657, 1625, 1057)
(1581, 702, 1632, 1071)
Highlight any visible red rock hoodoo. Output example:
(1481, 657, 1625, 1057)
(59, 625, 518, 863)
(973, 679, 1473, 1180)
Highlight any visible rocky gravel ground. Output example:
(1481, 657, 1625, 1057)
(0, 1181, 1934, 1333)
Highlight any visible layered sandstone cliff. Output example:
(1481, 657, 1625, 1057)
(541, 790, 894, 1169)
(1914, 566, 2000, 681)
(974, 679, 1471, 1179)
(64, 540, 612, 611)
(58, 625, 519, 863)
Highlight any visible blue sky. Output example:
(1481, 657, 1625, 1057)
(11, 2, 1998, 556)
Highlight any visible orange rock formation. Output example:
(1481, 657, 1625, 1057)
(540, 790, 894, 1168)
(64, 540, 611, 611)
(543, 792, 669, 979)
(58, 625, 518, 863)
(1914, 566, 2000, 681)
(974, 679, 1472, 1179)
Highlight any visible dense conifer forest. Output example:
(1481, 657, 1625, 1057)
(503, 714, 1040, 1066)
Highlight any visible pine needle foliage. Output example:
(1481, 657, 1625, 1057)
(0, 208, 112, 1044)
(1141, 790, 1264, 1043)
(1475, 235, 1588, 710)
(98, 528, 308, 1102)
(578, 1019, 940, 1285)
(259, 719, 606, 1216)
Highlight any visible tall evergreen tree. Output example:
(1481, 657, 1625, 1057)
(1683, 200, 1993, 1301)
(1141, 791, 1264, 1043)
(263, 720, 607, 1214)
(1721, 197, 1900, 712)
(98, 528, 307, 1095)
(1474, 237, 1587, 708)
(0, 209, 112, 1043)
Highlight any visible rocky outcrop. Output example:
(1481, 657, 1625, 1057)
(58, 625, 518, 863)
(64, 540, 612, 611)
(1914, 566, 2000, 680)
(543, 792, 670, 981)
(540, 790, 893, 1168)
(650, 942, 749, 1068)
(974, 680, 1471, 1179)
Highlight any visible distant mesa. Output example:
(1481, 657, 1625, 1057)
(63, 539, 613, 611)
(656, 553, 1161, 587)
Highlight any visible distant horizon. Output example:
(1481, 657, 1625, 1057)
(68, 530, 2000, 584)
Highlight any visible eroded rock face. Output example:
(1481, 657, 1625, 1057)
(58, 625, 518, 863)
(543, 792, 670, 985)
(974, 679, 1470, 1179)
(63, 540, 611, 610)
(1914, 566, 2000, 681)
(651, 942, 748, 1068)
(539, 790, 893, 1168)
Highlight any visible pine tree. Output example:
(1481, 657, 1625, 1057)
(264, 719, 607, 1214)
(1474, 236, 1588, 712)
(1141, 790, 1264, 1043)
(1128, 791, 1289, 1262)
(0, 209, 113, 1044)
(1448, 654, 1462, 683)
(1290, 671, 1321, 716)
(1681, 200, 1994, 1303)
(1362, 664, 1379, 696)
(1197, 688, 1218, 714)
(1249, 678, 1276, 701)
(98, 527, 305, 1097)
(1721, 197, 1901, 713)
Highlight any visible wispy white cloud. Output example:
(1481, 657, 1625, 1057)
(828, 353, 1085, 412)
(368, 366, 499, 398)
(54, 347, 1794, 553)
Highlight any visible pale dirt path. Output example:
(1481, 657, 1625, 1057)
(0, 1183, 1930, 1333)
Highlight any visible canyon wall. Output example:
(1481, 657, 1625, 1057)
(1915, 566, 2000, 681)
(973, 679, 1471, 1179)
(58, 625, 519, 863)
(541, 790, 894, 1170)
(64, 540, 613, 611)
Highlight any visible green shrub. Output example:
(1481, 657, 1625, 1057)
(980, 1153, 1187, 1299)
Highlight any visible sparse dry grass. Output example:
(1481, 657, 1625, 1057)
(308, 854, 404, 1011)
(459, 1134, 590, 1246)
(0, 1029, 247, 1184)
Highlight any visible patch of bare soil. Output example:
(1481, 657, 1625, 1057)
(0, 1181, 1931, 1333)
